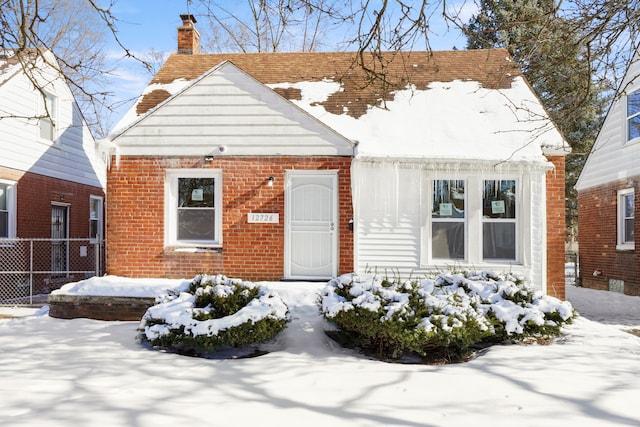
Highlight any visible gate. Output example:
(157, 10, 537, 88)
(0, 238, 105, 305)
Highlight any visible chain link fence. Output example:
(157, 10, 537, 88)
(0, 238, 105, 305)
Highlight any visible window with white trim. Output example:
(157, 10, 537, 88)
(432, 179, 465, 259)
(165, 169, 222, 247)
(617, 188, 635, 250)
(0, 180, 16, 238)
(89, 195, 103, 241)
(482, 179, 517, 261)
(39, 91, 57, 142)
(427, 176, 520, 265)
(627, 89, 640, 143)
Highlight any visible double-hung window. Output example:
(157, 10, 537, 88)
(627, 89, 640, 143)
(166, 169, 222, 247)
(39, 91, 57, 142)
(0, 180, 16, 238)
(482, 179, 517, 261)
(432, 180, 465, 259)
(618, 188, 635, 250)
(89, 195, 104, 242)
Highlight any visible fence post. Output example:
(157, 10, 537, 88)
(95, 241, 100, 277)
(29, 240, 33, 305)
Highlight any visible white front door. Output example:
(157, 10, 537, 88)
(285, 171, 338, 279)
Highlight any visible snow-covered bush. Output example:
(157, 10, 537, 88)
(139, 274, 290, 356)
(320, 271, 575, 362)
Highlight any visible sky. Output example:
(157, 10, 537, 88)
(1, 278, 640, 426)
(102, 1, 475, 131)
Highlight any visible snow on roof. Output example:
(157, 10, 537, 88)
(269, 77, 566, 164)
(109, 50, 569, 164)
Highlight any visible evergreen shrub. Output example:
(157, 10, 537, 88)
(139, 274, 290, 356)
(320, 271, 575, 362)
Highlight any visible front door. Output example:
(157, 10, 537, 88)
(285, 171, 338, 279)
(51, 204, 69, 279)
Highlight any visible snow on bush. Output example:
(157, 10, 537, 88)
(320, 271, 575, 362)
(139, 274, 290, 356)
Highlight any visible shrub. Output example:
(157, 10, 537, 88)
(139, 274, 290, 356)
(320, 271, 575, 362)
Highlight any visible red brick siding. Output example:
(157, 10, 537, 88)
(106, 156, 353, 280)
(545, 156, 566, 299)
(0, 165, 105, 238)
(578, 177, 639, 296)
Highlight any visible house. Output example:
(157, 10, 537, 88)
(576, 49, 639, 296)
(0, 49, 106, 299)
(101, 15, 569, 298)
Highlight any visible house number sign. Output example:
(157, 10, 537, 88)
(248, 213, 279, 223)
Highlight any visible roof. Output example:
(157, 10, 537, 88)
(136, 49, 519, 117)
(114, 49, 568, 165)
(0, 50, 22, 86)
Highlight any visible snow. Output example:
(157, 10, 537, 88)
(271, 77, 568, 165)
(1, 279, 639, 426)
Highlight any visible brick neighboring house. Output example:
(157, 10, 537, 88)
(576, 50, 639, 296)
(0, 50, 106, 297)
(101, 15, 569, 298)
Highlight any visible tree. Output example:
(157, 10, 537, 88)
(198, 0, 335, 52)
(0, 0, 135, 136)
(464, 0, 610, 240)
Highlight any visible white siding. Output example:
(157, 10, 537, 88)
(0, 54, 105, 188)
(576, 52, 640, 191)
(353, 164, 422, 277)
(353, 161, 547, 289)
(112, 62, 353, 157)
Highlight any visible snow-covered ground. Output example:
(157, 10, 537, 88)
(1, 279, 639, 427)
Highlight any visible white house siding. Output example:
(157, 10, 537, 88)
(353, 161, 548, 290)
(0, 54, 105, 188)
(111, 62, 353, 157)
(576, 53, 640, 191)
(353, 163, 422, 277)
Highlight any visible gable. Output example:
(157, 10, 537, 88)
(576, 50, 640, 191)
(111, 50, 568, 164)
(111, 61, 354, 156)
(0, 50, 105, 189)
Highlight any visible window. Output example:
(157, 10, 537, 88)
(482, 179, 517, 261)
(618, 188, 635, 250)
(432, 180, 465, 259)
(0, 181, 16, 238)
(89, 195, 103, 241)
(627, 89, 640, 142)
(165, 169, 222, 247)
(39, 92, 57, 142)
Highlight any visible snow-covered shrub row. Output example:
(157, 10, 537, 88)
(320, 271, 575, 362)
(139, 274, 290, 356)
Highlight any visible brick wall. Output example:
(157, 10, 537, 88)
(106, 156, 353, 280)
(578, 177, 639, 296)
(1, 165, 105, 238)
(545, 156, 566, 300)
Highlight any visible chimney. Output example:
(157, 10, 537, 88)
(177, 14, 200, 54)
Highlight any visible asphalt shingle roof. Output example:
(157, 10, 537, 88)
(136, 49, 521, 118)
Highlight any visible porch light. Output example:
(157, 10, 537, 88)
(267, 177, 275, 186)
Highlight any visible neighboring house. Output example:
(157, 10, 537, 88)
(576, 50, 639, 296)
(0, 49, 106, 298)
(102, 15, 569, 298)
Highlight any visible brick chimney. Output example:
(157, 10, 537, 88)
(177, 14, 200, 54)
